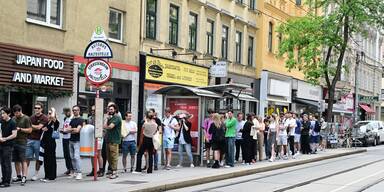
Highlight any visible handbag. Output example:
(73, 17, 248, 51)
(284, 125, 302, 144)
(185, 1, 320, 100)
(152, 131, 161, 150)
(121, 121, 129, 138)
(52, 130, 60, 139)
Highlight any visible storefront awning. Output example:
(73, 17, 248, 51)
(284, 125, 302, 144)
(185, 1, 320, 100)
(225, 92, 259, 102)
(154, 85, 221, 98)
(199, 83, 251, 92)
(359, 104, 375, 113)
(293, 98, 319, 108)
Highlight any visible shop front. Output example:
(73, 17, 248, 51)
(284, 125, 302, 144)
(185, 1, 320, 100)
(0, 42, 75, 116)
(258, 71, 292, 117)
(292, 80, 323, 115)
(75, 56, 139, 120)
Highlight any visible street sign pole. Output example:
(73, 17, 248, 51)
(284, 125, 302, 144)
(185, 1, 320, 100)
(93, 89, 99, 181)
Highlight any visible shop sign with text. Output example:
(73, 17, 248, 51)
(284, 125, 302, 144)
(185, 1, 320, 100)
(145, 56, 208, 87)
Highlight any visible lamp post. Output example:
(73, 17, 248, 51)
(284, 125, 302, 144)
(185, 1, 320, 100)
(354, 51, 365, 125)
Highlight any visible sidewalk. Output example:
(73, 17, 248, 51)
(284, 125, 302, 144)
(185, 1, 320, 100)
(8, 148, 365, 192)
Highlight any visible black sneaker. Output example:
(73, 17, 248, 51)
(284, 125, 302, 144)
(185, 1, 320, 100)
(154, 166, 158, 171)
(0, 182, 10, 188)
(21, 177, 26, 186)
(12, 176, 21, 183)
(130, 168, 133, 172)
(86, 172, 94, 177)
(106, 170, 112, 176)
(97, 171, 104, 177)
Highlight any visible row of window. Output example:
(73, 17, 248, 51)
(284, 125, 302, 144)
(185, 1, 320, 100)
(146, 0, 255, 66)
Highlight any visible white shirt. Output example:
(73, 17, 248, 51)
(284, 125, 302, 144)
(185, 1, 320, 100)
(163, 116, 178, 139)
(284, 118, 297, 136)
(269, 122, 277, 132)
(236, 120, 245, 139)
(123, 120, 137, 142)
(62, 117, 72, 139)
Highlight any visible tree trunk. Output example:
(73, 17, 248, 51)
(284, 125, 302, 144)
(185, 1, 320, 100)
(326, 84, 336, 122)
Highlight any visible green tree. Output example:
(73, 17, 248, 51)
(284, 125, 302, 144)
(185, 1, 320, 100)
(278, 0, 384, 122)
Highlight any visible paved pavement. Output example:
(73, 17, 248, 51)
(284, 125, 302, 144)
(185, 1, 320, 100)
(4, 148, 366, 192)
(171, 146, 384, 192)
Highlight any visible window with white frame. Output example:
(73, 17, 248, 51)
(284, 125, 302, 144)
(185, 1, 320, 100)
(27, 0, 62, 27)
(109, 9, 123, 42)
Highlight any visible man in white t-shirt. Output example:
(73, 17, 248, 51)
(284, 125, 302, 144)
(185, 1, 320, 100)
(285, 112, 297, 158)
(121, 112, 137, 172)
(162, 108, 179, 170)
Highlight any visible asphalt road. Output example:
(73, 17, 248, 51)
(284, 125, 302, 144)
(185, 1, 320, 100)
(170, 145, 384, 192)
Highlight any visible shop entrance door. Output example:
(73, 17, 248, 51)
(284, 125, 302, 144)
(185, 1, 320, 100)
(10, 92, 33, 116)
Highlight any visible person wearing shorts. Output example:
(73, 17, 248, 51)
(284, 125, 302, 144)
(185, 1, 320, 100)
(293, 113, 302, 156)
(277, 114, 289, 160)
(122, 112, 137, 173)
(12, 105, 32, 186)
(162, 108, 179, 170)
(27, 102, 48, 181)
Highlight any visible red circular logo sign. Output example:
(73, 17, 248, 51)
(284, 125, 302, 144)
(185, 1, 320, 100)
(84, 59, 112, 87)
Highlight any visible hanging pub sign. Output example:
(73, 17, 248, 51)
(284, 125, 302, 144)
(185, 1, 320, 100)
(84, 59, 112, 87)
(84, 40, 113, 58)
(210, 61, 227, 78)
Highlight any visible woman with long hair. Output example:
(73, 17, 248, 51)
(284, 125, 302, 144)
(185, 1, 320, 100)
(134, 111, 157, 174)
(256, 116, 265, 161)
(40, 108, 59, 182)
(242, 114, 254, 164)
(268, 114, 278, 162)
(209, 113, 225, 168)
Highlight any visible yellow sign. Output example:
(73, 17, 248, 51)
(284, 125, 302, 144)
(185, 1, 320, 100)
(145, 56, 209, 87)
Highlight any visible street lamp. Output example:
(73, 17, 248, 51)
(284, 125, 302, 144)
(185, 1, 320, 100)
(353, 51, 365, 125)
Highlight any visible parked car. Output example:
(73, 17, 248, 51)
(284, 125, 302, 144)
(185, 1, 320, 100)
(352, 121, 377, 146)
(369, 121, 384, 144)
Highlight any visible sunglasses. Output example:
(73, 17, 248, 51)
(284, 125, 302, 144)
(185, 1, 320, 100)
(34, 107, 41, 110)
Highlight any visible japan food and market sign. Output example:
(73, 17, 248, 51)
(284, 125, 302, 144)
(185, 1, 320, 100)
(145, 55, 208, 87)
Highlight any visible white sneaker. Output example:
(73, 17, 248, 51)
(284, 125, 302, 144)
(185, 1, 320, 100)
(190, 164, 194, 168)
(31, 175, 38, 181)
(283, 155, 289, 160)
(224, 165, 231, 168)
(75, 173, 82, 180)
(220, 162, 224, 167)
(269, 158, 274, 162)
(132, 171, 141, 174)
(176, 164, 182, 168)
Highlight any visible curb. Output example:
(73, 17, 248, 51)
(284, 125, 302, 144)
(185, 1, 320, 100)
(129, 149, 367, 192)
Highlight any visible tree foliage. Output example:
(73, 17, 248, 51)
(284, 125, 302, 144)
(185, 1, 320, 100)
(277, 0, 384, 121)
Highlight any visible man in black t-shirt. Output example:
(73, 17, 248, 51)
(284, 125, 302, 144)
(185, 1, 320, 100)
(64, 105, 84, 180)
(0, 107, 17, 188)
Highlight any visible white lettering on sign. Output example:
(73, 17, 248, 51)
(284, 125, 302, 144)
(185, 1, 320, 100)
(12, 72, 64, 87)
(16, 55, 64, 70)
(84, 41, 113, 58)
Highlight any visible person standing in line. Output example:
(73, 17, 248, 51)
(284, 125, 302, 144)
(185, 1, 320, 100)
(251, 114, 260, 163)
(268, 115, 278, 162)
(11, 105, 32, 186)
(293, 113, 302, 157)
(65, 105, 84, 180)
(256, 116, 265, 161)
(162, 108, 179, 170)
(27, 102, 48, 181)
(134, 111, 157, 174)
(103, 104, 121, 179)
(203, 109, 214, 167)
(176, 113, 194, 168)
(286, 112, 297, 158)
(85, 106, 104, 177)
(149, 109, 162, 171)
(60, 108, 73, 176)
(40, 108, 59, 182)
(235, 113, 245, 163)
(242, 114, 254, 165)
(224, 110, 237, 168)
(121, 112, 137, 173)
(277, 114, 288, 160)
(301, 114, 311, 154)
(0, 107, 17, 188)
(309, 115, 321, 154)
(264, 118, 271, 160)
(209, 113, 226, 169)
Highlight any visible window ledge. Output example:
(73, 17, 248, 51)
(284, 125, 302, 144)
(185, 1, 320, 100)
(108, 38, 127, 46)
(235, 2, 247, 8)
(26, 18, 65, 31)
(143, 38, 163, 45)
(165, 43, 184, 50)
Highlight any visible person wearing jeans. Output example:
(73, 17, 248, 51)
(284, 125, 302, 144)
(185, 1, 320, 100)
(65, 105, 84, 180)
(60, 108, 73, 176)
(225, 110, 237, 167)
(176, 114, 194, 168)
(235, 113, 245, 162)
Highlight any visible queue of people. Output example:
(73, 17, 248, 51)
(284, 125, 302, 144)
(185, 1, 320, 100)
(203, 110, 323, 168)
